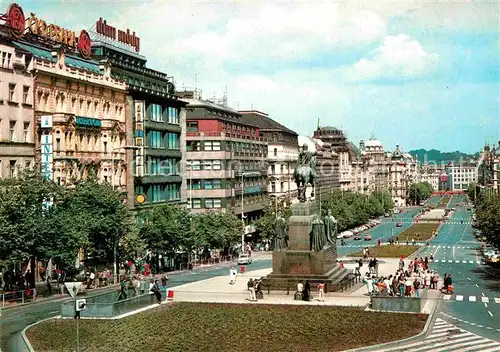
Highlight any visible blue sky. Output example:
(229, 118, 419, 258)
(9, 0, 499, 153)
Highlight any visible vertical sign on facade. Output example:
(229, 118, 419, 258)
(40, 115, 53, 180)
(134, 101, 145, 176)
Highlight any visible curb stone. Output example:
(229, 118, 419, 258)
(21, 315, 61, 352)
(341, 291, 443, 352)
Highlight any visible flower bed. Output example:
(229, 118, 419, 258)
(348, 245, 421, 258)
(27, 303, 427, 352)
(397, 223, 440, 241)
(436, 196, 451, 209)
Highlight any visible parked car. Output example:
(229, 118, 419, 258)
(353, 235, 362, 240)
(364, 234, 372, 241)
(237, 254, 252, 265)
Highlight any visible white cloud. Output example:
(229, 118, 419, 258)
(347, 34, 439, 81)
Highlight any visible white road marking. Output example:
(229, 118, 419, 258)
(469, 296, 476, 302)
(475, 284, 479, 287)
(494, 298, 500, 303)
(462, 260, 466, 263)
(488, 311, 493, 317)
(443, 295, 451, 300)
(467, 277, 471, 280)
(481, 292, 485, 296)
(456, 295, 464, 301)
(484, 303, 488, 308)
(482, 297, 489, 303)
(469, 260, 473, 263)
(448, 260, 452, 263)
(441, 260, 446, 263)
(455, 260, 460, 263)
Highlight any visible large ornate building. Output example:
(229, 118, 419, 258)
(239, 110, 298, 202)
(90, 19, 187, 209)
(179, 90, 268, 227)
(1, 4, 129, 188)
(0, 38, 35, 178)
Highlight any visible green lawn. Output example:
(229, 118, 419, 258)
(397, 223, 440, 241)
(348, 245, 421, 258)
(27, 303, 427, 352)
(436, 196, 451, 209)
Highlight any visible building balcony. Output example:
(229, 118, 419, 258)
(144, 120, 182, 133)
(186, 189, 234, 198)
(234, 169, 267, 178)
(136, 174, 182, 184)
(186, 131, 265, 143)
(235, 185, 266, 196)
(146, 148, 182, 158)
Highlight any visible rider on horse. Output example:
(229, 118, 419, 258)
(293, 143, 317, 202)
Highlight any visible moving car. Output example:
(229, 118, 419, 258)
(396, 222, 403, 227)
(237, 254, 252, 265)
(364, 234, 372, 241)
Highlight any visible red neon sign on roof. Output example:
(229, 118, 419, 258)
(96, 18, 140, 53)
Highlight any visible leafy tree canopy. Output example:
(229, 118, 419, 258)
(474, 194, 500, 248)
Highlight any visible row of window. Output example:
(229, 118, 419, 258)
(187, 198, 222, 209)
(135, 183, 180, 204)
(147, 157, 180, 175)
(0, 119, 30, 143)
(187, 160, 222, 171)
(1, 51, 13, 70)
(187, 179, 222, 190)
(187, 140, 266, 154)
(6, 83, 30, 105)
(0, 159, 32, 178)
(147, 131, 180, 150)
(148, 104, 180, 124)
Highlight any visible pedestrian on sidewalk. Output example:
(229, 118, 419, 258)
(247, 278, 257, 301)
(317, 282, 325, 302)
(229, 267, 237, 285)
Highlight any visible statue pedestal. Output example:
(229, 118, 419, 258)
(263, 201, 351, 292)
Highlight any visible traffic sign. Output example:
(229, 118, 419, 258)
(64, 282, 83, 299)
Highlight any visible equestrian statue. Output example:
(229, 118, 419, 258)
(293, 143, 317, 202)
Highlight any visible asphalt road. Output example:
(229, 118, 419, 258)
(418, 194, 500, 341)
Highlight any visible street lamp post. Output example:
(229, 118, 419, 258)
(110, 145, 139, 284)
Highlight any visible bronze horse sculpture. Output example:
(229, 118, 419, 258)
(293, 143, 316, 202)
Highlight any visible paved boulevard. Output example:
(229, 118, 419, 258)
(418, 194, 500, 341)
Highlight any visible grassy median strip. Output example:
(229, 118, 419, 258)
(397, 223, 440, 241)
(348, 245, 421, 258)
(27, 302, 427, 352)
(436, 196, 450, 209)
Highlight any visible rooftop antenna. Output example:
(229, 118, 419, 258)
(317, 118, 320, 130)
(224, 85, 228, 106)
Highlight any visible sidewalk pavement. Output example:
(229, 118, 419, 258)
(170, 268, 370, 307)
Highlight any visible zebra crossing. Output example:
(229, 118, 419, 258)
(378, 318, 500, 351)
(442, 295, 500, 304)
(430, 245, 476, 249)
(430, 259, 483, 265)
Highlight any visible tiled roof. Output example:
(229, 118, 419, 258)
(182, 98, 240, 115)
(13, 41, 101, 74)
(239, 112, 297, 136)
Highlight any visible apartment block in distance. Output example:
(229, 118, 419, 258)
(179, 90, 268, 225)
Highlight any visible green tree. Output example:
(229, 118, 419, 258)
(255, 197, 292, 239)
(56, 177, 134, 269)
(467, 183, 478, 201)
(474, 194, 500, 248)
(372, 190, 394, 213)
(409, 182, 433, 205)
(0, 171, 64, 287)
(139, 205, 191, 256)
(192, 212, 241, 249)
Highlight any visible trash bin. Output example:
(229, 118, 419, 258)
(167, 290, 174, 300)
(240, 265, 246, 273)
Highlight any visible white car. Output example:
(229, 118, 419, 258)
(237, 254, 252, 265)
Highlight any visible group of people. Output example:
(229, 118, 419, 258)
(362, 255, 447, 298)
(246, 278, 265, 301)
